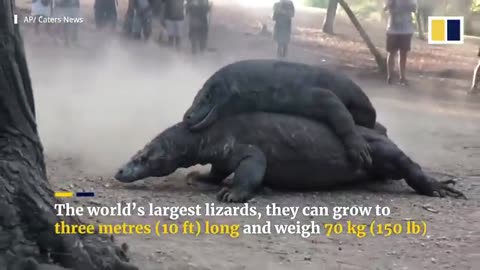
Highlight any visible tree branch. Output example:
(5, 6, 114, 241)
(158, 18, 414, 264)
(338, 0, 386, 73)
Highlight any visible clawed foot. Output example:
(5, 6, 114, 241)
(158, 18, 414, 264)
(345, 135, 372, 169)
(424, 178, 467, 199)
(216, 187, 252, 203)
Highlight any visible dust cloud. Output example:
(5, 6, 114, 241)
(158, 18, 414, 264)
(23, 0, 305, 176)
(217, 0, 305, 8)
(26, 37, 221, 174)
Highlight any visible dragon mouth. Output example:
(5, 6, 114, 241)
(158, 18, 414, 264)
(189, 106, 218, 130)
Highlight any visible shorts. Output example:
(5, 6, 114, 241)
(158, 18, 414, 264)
(386, 33, 412, 52)
(165, 19, 183, 37)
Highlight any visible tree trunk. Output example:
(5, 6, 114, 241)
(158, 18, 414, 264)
(322, 0, 338, 34)
(0, 1, 137, 269)
(337, 0, 386, 73)
(415, 11, 425, 40)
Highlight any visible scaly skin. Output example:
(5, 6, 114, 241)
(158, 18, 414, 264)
(115, 113, 465, 203)
(183, 60, 377, 169)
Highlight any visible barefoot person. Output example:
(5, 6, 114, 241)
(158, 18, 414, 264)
(272, 0, 295, 58)
(384, 0, 417, 85)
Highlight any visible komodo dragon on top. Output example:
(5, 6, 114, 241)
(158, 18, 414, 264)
(115, 112, 465, 203)
(182, 59, 378, 169)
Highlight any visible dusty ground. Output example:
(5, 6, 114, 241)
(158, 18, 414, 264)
(18, 0, 480, 269)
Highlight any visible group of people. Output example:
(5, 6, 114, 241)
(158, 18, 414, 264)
(31, 0, 296, 57)
(31, 0, 80, 45)
(31, 0, 212, 54)
(121, 0, 296, 56)
(30, 0, 479, 92)
(119, 0, 212, 54)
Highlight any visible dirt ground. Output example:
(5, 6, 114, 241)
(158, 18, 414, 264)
(18, 0, 480, 269)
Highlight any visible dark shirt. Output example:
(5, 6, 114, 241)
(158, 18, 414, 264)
(186, 0, 209, 28)
(56, 0, 79, 8)
(163, 0, 185, 21)
(273, 1, 295, 27)
(135, 0, 150, 10)
(94, 0, 116, 9)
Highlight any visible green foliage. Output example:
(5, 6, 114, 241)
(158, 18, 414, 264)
(304, 0, 385, 21)
(304, 0, 480, 28)
(303, 0, 480, 36)
(305, 0, 480, 14)
(473, 0, 480, 12)
(442, 0, 479, 14)
(347, 0, 382, 20)
(304, 0, 329, 9)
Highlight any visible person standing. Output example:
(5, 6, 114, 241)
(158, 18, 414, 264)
(123, 0, 152, 40)
(186, 0, 211, 54)
(55, 0, 80, 46)
(161, 0, 186, 50)
(133, 0, 153, 40)
(272, 0, 295, 58)
(94, 0, 118, 30)
(384, 0, 417, 85)
(32, 0, 52, 35)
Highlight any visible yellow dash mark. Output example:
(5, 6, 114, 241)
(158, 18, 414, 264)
(431, 19, 445, 41)
(54, 191, 73, 198)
